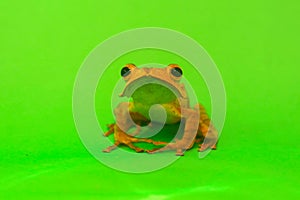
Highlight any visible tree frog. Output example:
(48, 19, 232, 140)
(103, 64, 218, 156)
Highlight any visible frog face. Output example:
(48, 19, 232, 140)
(119, 64, 188, 103)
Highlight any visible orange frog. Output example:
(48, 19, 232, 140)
(103, 64, 218, 156)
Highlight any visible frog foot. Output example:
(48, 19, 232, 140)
(102, 138, 146, 153)
(198, 141, 217, 152)
(147, 141, 189, 156)
(103, 137, 166, 153)
(103, 124, 167, 153)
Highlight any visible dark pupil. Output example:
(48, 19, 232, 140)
(121, 67, 131, 77)
(171, 67, 182, 77)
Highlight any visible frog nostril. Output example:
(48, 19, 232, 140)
(143, 67, 151, 74)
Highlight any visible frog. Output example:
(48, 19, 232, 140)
(102, 64, 218, 156)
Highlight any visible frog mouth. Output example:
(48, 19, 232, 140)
(119, 76, 187, 99)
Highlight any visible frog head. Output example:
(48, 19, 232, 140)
(119, 64, 189, 107)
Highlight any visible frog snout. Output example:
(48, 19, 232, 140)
(143, 67, 152, 74)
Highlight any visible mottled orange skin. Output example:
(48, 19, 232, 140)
(103, 64, 218, 156)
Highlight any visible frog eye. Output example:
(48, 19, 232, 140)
(121, 64, 136, 77)
(171, 67, 183, 77)
(168, 64, 183, 78)
(121, 66, 131, 77)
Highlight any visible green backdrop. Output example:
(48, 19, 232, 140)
(1, 0, 299, 199)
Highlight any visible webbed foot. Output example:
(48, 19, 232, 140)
(103, 124, 167, 153)
(146, 141, 189, 156)
(198, 142, 217, 152)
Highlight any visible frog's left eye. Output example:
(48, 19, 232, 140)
(171, 67, 183, 77)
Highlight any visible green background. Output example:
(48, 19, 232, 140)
(1, 0, 299, 199)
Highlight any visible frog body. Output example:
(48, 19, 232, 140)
(103, 64, 218, 156)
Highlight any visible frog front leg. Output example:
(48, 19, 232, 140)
(196, 104, 218, 151)
(102, 102, 167, 153)
(148, 107, 200, 156)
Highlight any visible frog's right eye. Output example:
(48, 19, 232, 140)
(121, 66, 131, 77)
(121, 63, 136, 77)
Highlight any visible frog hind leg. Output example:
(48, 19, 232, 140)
(103, 123, 115, 136)
(102, 124, 119, 152)
(104, 125, 167, 153)
(103, 102, 167, 153)
(196, 104, 218, 152)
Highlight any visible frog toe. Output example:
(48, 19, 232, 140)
(198, 142, 217, 152)
(175, 149, 184, 156)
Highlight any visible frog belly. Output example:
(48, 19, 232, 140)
(132, 103, 181, 124)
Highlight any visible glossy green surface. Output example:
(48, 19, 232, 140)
(1, 0, 299, 199)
